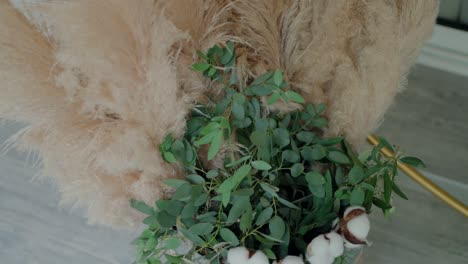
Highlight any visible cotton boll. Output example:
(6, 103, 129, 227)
(343, 206, 366, 218)
(247, 251, 269, 264)
(340, 206, 371, 248)
(227, 247, 250, 264)
(307, 254, 335, 264)
(324, 232, 344, 257)
(347, 214, 370, 240)
(306, 231, 345, 264)
(306, 234, 330, 258)
(274, 256, 304, 264)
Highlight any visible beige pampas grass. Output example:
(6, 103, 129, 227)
(0, 0, 437, 228)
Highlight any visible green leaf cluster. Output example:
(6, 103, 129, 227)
(131, 43, 421, 263)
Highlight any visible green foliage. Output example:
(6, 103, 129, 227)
(131, 43, 418, 263)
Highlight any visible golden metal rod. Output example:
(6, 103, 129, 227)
(367, 134, 468, 218)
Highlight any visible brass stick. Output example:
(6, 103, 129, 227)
(367, 134, 468, 218)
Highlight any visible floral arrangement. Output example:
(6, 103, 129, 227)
(130, 43, 424, 264)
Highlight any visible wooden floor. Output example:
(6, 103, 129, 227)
(0, 65, 467, 263)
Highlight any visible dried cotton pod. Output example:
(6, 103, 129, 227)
(340, 206, 371, 248)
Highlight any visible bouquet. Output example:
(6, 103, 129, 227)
(130, 43, 424, 264)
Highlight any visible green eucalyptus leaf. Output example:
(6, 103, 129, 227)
(164, 237, 181, 250)
(227, 196, 249, 223)
(260, 182, 279, 198)
(189, 223, 215, 235)
(319, 137, 343, 146)
(316, 103, 326, 113)
(233, 93, 246, 104)
(262, 248, 277, 260)
(232, 101, 245, 120)
(196, 50, 209, 61)
(172, 183, 192, 201)
(360, 182, 375, 192)
(400, 157, 426, 168)
(255, 207, 274, 226)
(192, 62, 211, 72)
(233, 117, 252, 128)
(143, 215, 159, 226)
(378, 136, 395, 153)
(251, 85, 274, 96)
(145, 236, 157, 251)
(179, 228, 205, 246)
(296, 131, 315, 143)
(130, 200, 155, 215)
(350, 188, 365, 206)
(233, 188, 254, 196)
(232, 165, 252, 185)
(240, 204, 253, 232)
(383, 172, 392, 203)
(299, 147, 314, 162)
(157, 211, 176, 228)
(282, 150, 300, 163)
(311, 145, 327, 160)
(311, 117, 328, 128)
(348, 165, 364, 184)
(220, 48, 234, 65)
(268, 92, 281, 105)
(250, 130, 268, 147)
(253, 71, 274, 85)
(156, 200, 184, 216)
(308, 184, 325, 198)
(252, 160, 272, 170)
(258, 232, 284, 243)
(206, 170, 219, 179)
(219, 228, 240, 246)
(273, 69, 283, 86)
(277, 197, 300, 210)
(221, 191, 232, 207)
(255, 119, 269, 131)
(207, 66, 217, 77)
(225, 155, 251, 168)
(290, 163, 304, 178)
(194, 131, 217, 146)
(230, 68, 239, 85)
(335, 166, 344, 185)
(165, 254, 183, 264)
(207, 130, 223, 160)
(327, 151, 351, 164)
(180, 203, 198, 219)
(186, 174, 205, 184)
(162, 179, 188, 189)
(269, 216, 286, 239)
(139, 230, 154, 239)
(305, 171, 325, 185)
(170, 140, 185, 159)
(285, 90, 305, 104)
(163, 152, 177, 163)
(194, 193, 208, 206)
(373, 198, 392, 211)
(273, 128, 290, 148)
(392, 182, 409, 200)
